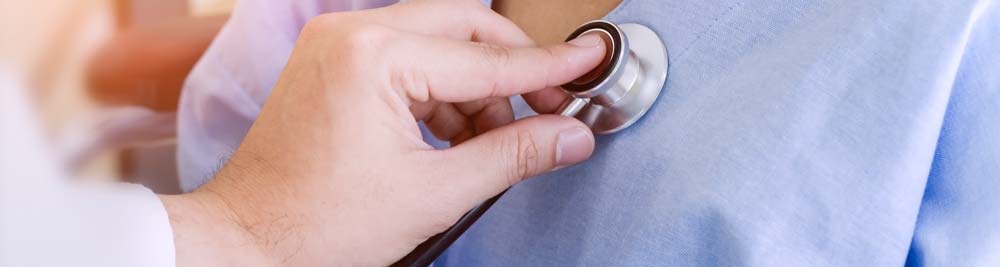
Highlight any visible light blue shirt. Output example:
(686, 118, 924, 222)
(178, 0, 1000, 265)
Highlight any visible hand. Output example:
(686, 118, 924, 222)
(160, 0, 606, 265)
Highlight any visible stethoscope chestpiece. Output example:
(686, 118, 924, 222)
(390, 21, 668, 267)
(557, 20, 668, 134)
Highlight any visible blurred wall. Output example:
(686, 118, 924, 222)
(0, 0, 232, 187)
(0, 0, 120, 178)
(190, 0, 235, 16)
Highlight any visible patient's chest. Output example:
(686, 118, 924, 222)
(441, 0, 980, 266)
(492, 0, 622, 45)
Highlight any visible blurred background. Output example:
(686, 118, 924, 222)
(0, 0, 233, 193)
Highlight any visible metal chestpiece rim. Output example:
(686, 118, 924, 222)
(557, 20, 669, 135)
(561, 21, 628, 100)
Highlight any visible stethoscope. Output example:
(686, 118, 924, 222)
(392, 20, 668, 267)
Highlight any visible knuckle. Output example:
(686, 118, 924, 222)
(517, 130, 541, 182)
(476, 43, 514, 94)
(301, 15, 391, 69)
(342, 24, 389, 53)
(502, 129, 539, 185)
(335, 24, 392, 71)
(479, 43, 514, 68)
(390, 68, 431, 102)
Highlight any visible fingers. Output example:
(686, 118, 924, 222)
(411, 99, 515, 143)
(419, 103, 470, 141)
(431, 115, 595, 200)
(324, 0, 600, 114)
(390, 33, 606, 104)
(454, 98, 515, 133)
(377, 0, 571, 114)
(372, 0, 533, 45)
(521, 87, 571, 114)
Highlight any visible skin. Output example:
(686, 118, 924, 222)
(83, 0, 621, 112)
(491, 0, 622, 111)
(157, 0, 608, 265)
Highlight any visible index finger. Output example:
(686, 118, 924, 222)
(357, 0, 532, 44)
(389, 32, 607, 104)
(375, 0, 577, 113)
(354, 0, 576, 113)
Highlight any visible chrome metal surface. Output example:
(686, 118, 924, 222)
(557, 21, 669, 134)
(391, 21, 667, 267)
(558, 97, 590, 117)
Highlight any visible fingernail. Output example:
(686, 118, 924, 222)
(555, 126, 594, 168)
(568, 34, 603, 48)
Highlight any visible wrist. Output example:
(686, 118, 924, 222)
(159, 190, 274, 266)
(203, 152, 380, 266)
(196, 155, 329, 265)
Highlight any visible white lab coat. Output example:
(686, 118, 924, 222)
(0, 71, 174, 266)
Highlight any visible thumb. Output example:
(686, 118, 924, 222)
(437, 115, 595, 200)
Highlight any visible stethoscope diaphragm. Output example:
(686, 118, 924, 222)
(557, 20, 668, 134)
(392, 20, 668, 267)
